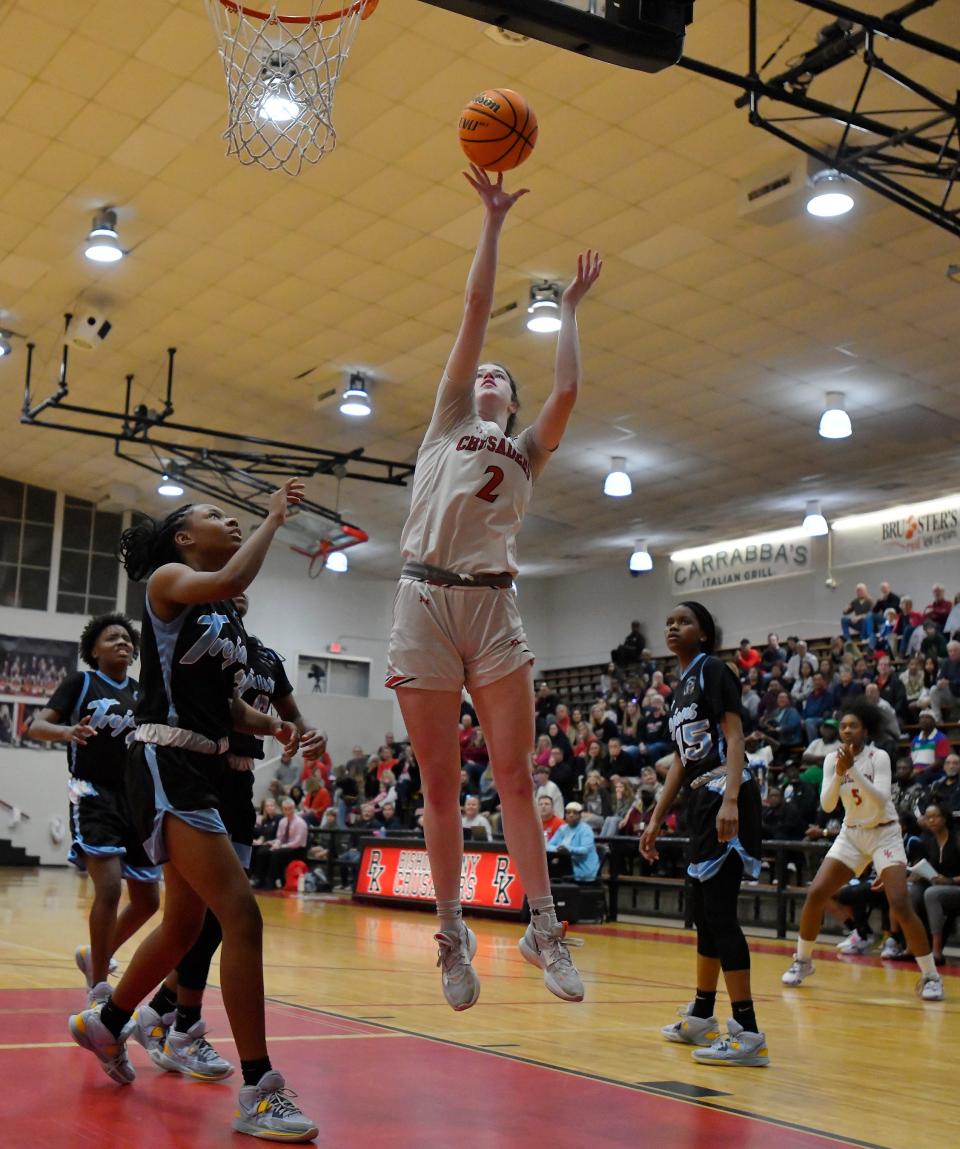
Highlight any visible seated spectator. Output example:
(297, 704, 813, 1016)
(636, 765, 662, 808)
(376, 743, 399, 780)
(288, 783, 304, 809)
(538, 794, 564, 841)
(477, 760, 499, 816)
(780, 760, 820, 824)
(300, 734, 332, 785)
(923, 752, 960, 819)
(620, 699, 642, 746)
(571, 721, 594, 760)
(875, 656, 908, 721)
(785, 640, 818, 685)
(301, 775, 332, 823)
(928, 675, 959, 725)
(923, 655, 940, 690)
(545, 802, 600, 881)
(939, 641, 960, 699)
(828, 635, 846, 667)
(461, 794, 493, 841)
(898, 595, 923, 651)
(852, 656, 872, 685)
(736, 638, 762, 675)
(250, 797, 308, 889)
(802, 717, 840, 769)
(841, 582, 875, 645)
(758, 665, 786, 720)
(601, 736, 631, 782)
(587, 698, 620, 744)
(533, 763, 564, 818)
(343, 745, 368, 781)
(872, 580, 901, 624)
(944, 593, 960, 641)
(923, 584, 952, 631)
(373, 769, 398, 811)
(253, 797, 281, 845)
(599, 777, 638, 838)
(461, 726, 489, 788)
(761, 633, 786, 672)
(892, 757, 925, 819)
(548, 745, 577, 801)
(363, 755, 380, 800)
(872, 608, 900, 658)
(744, 730, 775, 795)
(761, 786, 807, 841)
(533, 732, 553, 769)
(909, 802, 960, 964)
(457, 768, 471, 807)
(740, 679, 760, 732)
(761, 691, 804, 748)
(900, 656, 929, 720)
(919, 619, 949, 661)
(611, 619, 646, 668)
(648, 670, 672, 704)
(535, 681, 558, 731)
(547, 721, 573, 760)
(911, 709, 952, 772)
(350, 800, 382, 834)
(638, 695, 672, 763)
(458, 712, 476, 757)
(600, 662, 624, 698)
(274, 748, 298, 790)
(790, 660, 815, 705)
(580, 771, 611, 832)
(554, 702, 573, 738)
(801, 673, 836, 742)
(376, 799, 403, 833)
(577, 737, 606, 781)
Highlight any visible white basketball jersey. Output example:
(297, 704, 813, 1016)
(400, 389, 547, 576)
(823, 744, 897, 829)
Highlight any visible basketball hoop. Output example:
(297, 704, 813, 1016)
(203, 0, 378, 175)
(289, 523, 368, 577)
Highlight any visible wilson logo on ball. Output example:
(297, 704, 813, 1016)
(458, 87, 538, 173)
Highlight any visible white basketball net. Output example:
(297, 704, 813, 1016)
(203, 0, 375, 176)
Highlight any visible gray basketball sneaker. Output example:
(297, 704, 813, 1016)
(781, 955, 815, 985)
(233, 1070, 318, 1142)
(519, 919, 584, 1001)
(131, 1002, 175, 1065)
(68, 1005, 136, 1085)
(435, 924, 480, 1011)
(155, 1018, 235, 1081)
(692, 1020, 770, 1067)
(661, 1002, 721, 1046)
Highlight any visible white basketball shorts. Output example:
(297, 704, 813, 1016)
(385, 578, 534, 693)
(825, 820, 907, 877)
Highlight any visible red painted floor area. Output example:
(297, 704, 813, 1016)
(2, 988, 855, 1149)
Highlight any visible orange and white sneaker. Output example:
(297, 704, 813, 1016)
(68, 1005, 136, 1084)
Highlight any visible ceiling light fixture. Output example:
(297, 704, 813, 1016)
(818, 391, 852, 439)
(526, 281, 562, 334)
(157, 470, 184, 498)
(629, 539, 653, 572)
(84, 208, 124, 263)
(257, 51, 302, 124)
(802, 499, 828, 536)
(325, 550, 348, 573)
(0, 332, 11, 358)
(339, 371, 372, 417)
(806, 169, 854, 218)
(603, 456, 632, 498)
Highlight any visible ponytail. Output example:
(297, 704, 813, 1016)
(496, 362, 521, 437)
(117, 504, 194, 582)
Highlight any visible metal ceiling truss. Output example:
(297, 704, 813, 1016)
(20, 320, 415, 534)
(679, 0, 960, 239)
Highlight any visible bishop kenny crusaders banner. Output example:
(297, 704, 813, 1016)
(354, 840, 526, 917)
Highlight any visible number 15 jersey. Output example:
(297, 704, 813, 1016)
(668, 653, 742, 786)
(400, 399, 547, 577)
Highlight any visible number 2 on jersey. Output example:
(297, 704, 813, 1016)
(475, 465, 504, 504)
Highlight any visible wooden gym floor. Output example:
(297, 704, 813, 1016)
(1, 868, 955, 1148)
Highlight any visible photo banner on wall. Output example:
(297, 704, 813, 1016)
(832, 499, 960, 568)
(671, 535, 812, 594)
(0, 635, 79, 750)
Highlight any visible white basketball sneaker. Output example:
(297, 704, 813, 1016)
(233, 1071, 318, 1142)
(435, 924, 480, 1011)
(781, 955, 815, 986)
(518, 919, 584, 1002)
(661, 1002, 721, 1047)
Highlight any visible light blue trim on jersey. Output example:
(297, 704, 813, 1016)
(68, 671, 92, 777)
(679, 651, 707, 687)
(68, 800, 125, 869)
(142, 742, 226, 865)
(121, 861, 162, 883)
(688, 837, 762, 882)
(145, 593, 188, 725)
(94, 669, 130, 691)
(232, 841, 252, 869)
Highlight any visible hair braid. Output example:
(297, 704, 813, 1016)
(117, 503, 194, 582)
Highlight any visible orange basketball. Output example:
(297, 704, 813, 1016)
(458, 88, 538, 172)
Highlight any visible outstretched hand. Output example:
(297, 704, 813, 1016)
(463, 164, 529, 219)
(267, 479, 305, 524)
(562, 249, 603, 309)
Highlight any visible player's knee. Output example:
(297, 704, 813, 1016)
(133, 881, 161, 914)
(93, 874, 122, 906)
(223, 893, 263, 945)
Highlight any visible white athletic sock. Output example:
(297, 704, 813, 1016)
(796, 938, 815, 961)
(916, 952, 938, 979)
(529, 895, 559, 933)
(436, 899, 463, 934)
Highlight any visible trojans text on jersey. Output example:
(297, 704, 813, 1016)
(455, 433, 531, 480)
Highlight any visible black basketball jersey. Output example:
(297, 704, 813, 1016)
(668, 653, 742, 785)
(136, 594, 248, 742)
(229, 636, 293, 759)
(47, 669, 138, 786)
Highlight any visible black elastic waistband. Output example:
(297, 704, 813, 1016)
(401, 561, 513, 589)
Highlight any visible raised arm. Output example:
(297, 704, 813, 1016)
(847, 748, 892, 806)
(426, 167, 528, 439)
(820, 749, 843, 812)
(531, 250, 602, 454)
(148, 481, 303, 617)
